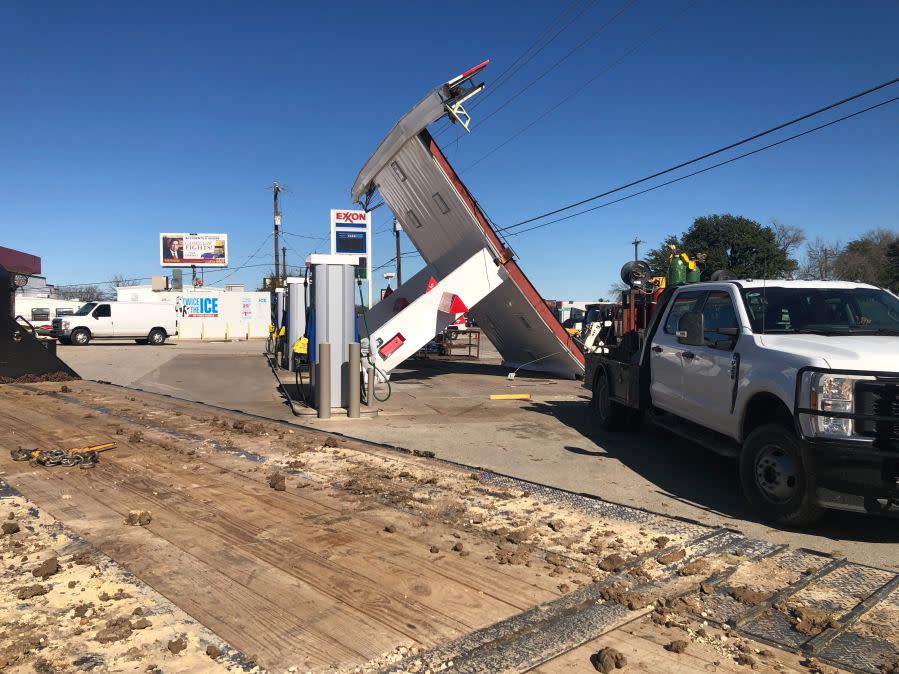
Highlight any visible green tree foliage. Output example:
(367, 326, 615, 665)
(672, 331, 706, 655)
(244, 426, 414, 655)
(834, 228, 899, 289)
(644, 215, 796, 281)
(680, 214, 792, 281)
(644, 234, 680, 277)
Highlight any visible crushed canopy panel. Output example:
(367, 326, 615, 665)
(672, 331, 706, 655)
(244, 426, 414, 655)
(353, 67, 584, 378)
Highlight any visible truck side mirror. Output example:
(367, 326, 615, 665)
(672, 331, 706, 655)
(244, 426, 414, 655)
(676, 311, 704, 346)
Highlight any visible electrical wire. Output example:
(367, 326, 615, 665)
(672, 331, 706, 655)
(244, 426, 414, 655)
(432, 0, 595, 137)
(504, 94, 899, 238)
(456, 0, 640, 137)
(281, 231, 329, 241)
(462, 0, 698, 174)
(500, 75, 899, 233)
(372, 251, 421, 273)
(212, 233, 273, 283)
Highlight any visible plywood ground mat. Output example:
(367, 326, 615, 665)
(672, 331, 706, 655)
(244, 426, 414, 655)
(0, 381, 896, 674)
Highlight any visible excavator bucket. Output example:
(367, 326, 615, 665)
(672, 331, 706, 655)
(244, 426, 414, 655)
(0, 265, 79, 382)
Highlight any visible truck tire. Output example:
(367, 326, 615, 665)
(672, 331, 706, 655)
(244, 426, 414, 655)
(739, 423, 822, 526)
(70, 328, 91, 346)
(147, 329, 167, 346)
(592, 370, 639, 431)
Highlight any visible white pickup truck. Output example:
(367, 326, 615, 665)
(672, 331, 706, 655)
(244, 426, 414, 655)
(585, 280, 899, 524)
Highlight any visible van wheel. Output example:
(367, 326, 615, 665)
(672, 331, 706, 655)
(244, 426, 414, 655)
(740, 423, 822, 526)
(147, 329, 166, 345)
(592, 370, 639, 431)
(70, 329, 91, 346)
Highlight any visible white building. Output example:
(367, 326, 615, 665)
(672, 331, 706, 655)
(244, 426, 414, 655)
(13, 296, 85, 324)
(116, 285, 271, 341)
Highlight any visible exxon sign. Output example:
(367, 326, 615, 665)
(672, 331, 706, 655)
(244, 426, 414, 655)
(330, 209, 370, 229)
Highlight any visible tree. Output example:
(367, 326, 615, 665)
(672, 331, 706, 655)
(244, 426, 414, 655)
(679, 214, 793, 280)
(644, 234, 680, 277)
(887, 240, 899, 291)
(799, 237, 843, 280)
(107, 274, 140, 297)
(56, 285, 108, 301)
(770, 219, 806, 277)
(833, 228, 898, 288)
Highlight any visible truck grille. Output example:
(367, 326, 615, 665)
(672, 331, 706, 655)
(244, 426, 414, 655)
(51, 319, 62, 331)
(855, 380, 899, 451)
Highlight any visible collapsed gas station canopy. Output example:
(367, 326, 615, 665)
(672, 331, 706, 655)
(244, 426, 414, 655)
(352, 63, 584, 378)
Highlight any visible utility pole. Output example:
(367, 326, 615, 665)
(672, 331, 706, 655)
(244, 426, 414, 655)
(394, 218, 403, 286)
(271, 182, 283, 288)
(821, 247, 829, 281)
(281, 246, 287, 282)
(631, 237, 643, 261)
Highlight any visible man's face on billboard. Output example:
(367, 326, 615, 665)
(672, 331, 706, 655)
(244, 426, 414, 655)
(171, 239, 182, 251)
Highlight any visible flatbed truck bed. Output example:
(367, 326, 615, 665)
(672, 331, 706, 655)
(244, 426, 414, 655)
(1, 381, 897, 673)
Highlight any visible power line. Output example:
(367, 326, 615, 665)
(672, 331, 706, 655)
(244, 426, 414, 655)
(372, 251, 421, 273)
(500, 75, 899, 233)
(212, 233, 273, 284)
(432, 0, 595, 137)
(281, 231, 329, 241)
(504, 94, 899, 238)
(462, 0, 698, 173)
(455, 0, 640, 138)
(56, 276, 153, 288)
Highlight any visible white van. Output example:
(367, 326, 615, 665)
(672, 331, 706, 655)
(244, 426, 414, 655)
(52, 302, 178, 346)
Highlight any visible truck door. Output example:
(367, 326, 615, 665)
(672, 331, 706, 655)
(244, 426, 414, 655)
(650, 290, 706, 416)
(680, 289, 740, 436)
(91, 303, 113, 336)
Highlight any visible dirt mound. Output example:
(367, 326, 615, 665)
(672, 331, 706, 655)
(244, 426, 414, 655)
(32, 557, 59, 579)
(789, 606, 840, 636)
(124, 511, 151, 526)
(590, 646, 627, 672)
(730, 586, 769, 605)
(665, 639, 688, 653)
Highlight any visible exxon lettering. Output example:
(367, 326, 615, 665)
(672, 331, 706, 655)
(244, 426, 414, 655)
(336, 211, 367, 223)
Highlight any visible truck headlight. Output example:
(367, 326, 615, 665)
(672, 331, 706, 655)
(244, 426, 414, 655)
(61, 321, 70, 330)
(798, 371, 874, 440)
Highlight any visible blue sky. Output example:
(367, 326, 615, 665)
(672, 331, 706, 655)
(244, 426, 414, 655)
(2, 1, 897, 300)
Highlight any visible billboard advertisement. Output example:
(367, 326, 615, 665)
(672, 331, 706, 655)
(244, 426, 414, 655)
(160, 233, 228, 267)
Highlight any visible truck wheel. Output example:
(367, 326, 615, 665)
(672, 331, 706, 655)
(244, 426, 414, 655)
(740, 424, 822, 526)
(592, 371, 639, 431)
(70, 328, 91, 346)
(147, 329, 166, 345)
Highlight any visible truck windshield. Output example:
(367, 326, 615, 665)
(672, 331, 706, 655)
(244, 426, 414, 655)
(743, 287, 899, 335)
(73, 303, 98, 316)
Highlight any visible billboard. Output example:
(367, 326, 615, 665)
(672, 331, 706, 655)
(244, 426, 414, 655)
(160, 233, 228, 267)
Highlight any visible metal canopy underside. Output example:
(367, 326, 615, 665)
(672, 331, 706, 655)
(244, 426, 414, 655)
(352, 72, 584, 379)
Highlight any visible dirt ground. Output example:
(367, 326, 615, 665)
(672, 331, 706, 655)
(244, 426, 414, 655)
(0, 380, 876, 673)
(0, 492, 238, 672)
